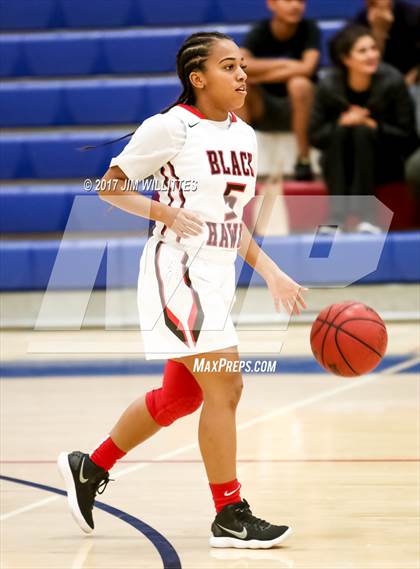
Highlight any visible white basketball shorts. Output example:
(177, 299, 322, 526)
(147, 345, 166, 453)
(137, 236, 239, 360)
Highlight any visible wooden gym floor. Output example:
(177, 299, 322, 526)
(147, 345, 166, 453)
(1, 323, 419, 569)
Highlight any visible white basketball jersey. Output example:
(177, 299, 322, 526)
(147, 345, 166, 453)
(110, 105, 257, 250)
(152, 104, 257, 250)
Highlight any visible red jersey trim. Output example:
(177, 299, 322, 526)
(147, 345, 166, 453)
(178, 104, 206, 119)
(178, 104, 238, 124)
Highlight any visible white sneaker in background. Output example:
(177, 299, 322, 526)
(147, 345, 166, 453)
(356, 222, 382, 234)
(317, 224, 341, 235)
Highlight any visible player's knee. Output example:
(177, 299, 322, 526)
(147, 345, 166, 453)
(228, 379, 243, 409)
(205, 373, 243, 411)
(145, 387, 203, 427)
(287, 75, 313, 98)
(180, 391, 204, 416)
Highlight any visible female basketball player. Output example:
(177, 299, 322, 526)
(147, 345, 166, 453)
(58, 32, 306, 549)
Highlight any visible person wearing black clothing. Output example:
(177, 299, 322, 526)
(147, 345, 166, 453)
(354, 0, 420, 84)
(241, 0, 321, 180)
(309, 25, 417, 232)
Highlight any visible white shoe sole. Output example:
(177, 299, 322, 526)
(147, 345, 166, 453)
(209, 526, 293, 549)
(57, 451, 93, 534)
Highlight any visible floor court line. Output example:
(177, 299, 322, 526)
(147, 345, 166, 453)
(71, 540, 93, 569)
(0, 494, 58, 521)
(0, 474, 182, 569)
(1, 458, 419, 465)
(1, 353, 418, 522)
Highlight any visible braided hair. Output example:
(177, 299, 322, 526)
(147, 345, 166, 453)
(81, 31, 232, 150)
(163, 31, 233, 111)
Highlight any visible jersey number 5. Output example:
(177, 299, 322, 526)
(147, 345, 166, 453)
(224, 182, 246, 221)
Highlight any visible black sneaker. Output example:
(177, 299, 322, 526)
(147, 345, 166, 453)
(294, 157, 314, 181)
(57, 451, 109, 533)
(210, 499, 292, 549)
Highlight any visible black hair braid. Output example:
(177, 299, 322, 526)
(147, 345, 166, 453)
(162, 31, 233, 111)
(81, 31, 233, 151)
(173, 44, 210, 107)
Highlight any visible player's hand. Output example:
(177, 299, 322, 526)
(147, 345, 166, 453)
(163, 207, 204, 239)
(265, 268, 308, 316)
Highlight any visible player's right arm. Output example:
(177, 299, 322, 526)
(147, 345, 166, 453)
(99, 166, 203, 238)
(97, 113, 204, 239)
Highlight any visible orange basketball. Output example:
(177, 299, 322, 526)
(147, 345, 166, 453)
(310, 302, 388, 377)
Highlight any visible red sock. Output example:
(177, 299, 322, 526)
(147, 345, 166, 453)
(209, 479, 242, 512)
(90, 436, 126, 471)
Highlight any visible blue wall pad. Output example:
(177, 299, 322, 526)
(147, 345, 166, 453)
(0, 185, 153, 233)
(1, 232, 418, 291)
(0, 22, 340, 79)
(0, 78, 181, 127)
(0, 0, 365, 30)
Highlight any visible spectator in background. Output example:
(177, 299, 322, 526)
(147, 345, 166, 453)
(353, 0, 420, 85)
(310, 25, 417, 233)
(240, 0, 320, 181)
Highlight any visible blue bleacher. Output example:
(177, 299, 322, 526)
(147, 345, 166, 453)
(0, 27, 246, 78)
(0, 184, 152, 233)
(0, 22, 338, 80)
(0, 23, 340, 128)
(0, 131, 128, 179)
(0, 78, 181, 127)
(1, 0, 419, 295)
(0, 0, 367, 30)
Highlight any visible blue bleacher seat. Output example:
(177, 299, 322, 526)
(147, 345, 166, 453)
(21, 32, 102, 76)
(216, 0, 270, 23)
(0, 185, 83, 233)
(0, 22, 341, 79)
(305, 0, 364, 19)
(0, 0, 57, 30)
(0, 184, 152, 233)
(60, 0, 134, 28)
(0, 78, 181, 127)
(0, 0, 379, 30)
(140, 0, 218, 26)
(0, 27, 245, 78)
(0, 20, 338, 129)
(0, 132, 128, 179)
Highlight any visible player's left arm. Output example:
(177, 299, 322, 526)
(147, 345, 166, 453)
(238, 223, 307, 315)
